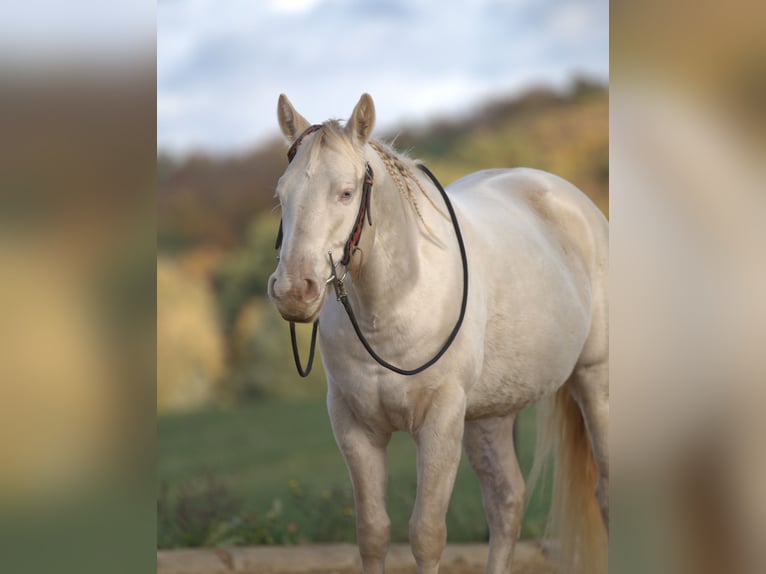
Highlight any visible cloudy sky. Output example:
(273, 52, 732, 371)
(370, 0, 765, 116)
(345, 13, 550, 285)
(158, 0, 608, 154)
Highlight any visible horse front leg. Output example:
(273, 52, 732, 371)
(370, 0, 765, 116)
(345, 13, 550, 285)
(328, 392, 391, 574)
(410, 388, 466, 574)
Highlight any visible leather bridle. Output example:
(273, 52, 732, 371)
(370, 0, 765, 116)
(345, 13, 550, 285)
(274, 124, 469, 377)
(275, 124, 373, 268)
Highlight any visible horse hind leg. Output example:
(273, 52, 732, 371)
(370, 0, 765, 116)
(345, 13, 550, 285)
(463, 413, 525, 574)
(569, 359, 610, 530)
(571, 262, 609, 530)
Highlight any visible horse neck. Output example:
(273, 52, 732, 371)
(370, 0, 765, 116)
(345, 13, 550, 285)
(345, 145, 453, 317)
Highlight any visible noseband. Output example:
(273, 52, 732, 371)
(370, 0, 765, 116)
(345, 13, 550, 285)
(274, 124, 469, 378)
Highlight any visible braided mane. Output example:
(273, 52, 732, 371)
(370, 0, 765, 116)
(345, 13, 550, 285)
(314, 121, 447, 243)
(368, 140, 448, 239)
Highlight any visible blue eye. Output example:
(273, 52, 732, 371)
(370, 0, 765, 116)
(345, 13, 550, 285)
(340, 190, 353, 200)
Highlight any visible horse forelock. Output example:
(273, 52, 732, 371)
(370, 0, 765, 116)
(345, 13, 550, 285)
(316, 120, 363, 163)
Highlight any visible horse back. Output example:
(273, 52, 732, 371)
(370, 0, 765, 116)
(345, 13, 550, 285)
(448, 167, 607, 281)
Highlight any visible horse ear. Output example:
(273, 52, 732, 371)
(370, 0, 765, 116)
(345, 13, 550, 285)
(346, 93, 375, 146)
(277, 94, 311, 143)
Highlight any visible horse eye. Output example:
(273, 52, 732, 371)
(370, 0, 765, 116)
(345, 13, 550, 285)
(340, 190, 353, 201)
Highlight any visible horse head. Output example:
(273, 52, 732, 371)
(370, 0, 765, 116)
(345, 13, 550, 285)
(268, 93, 376, 323)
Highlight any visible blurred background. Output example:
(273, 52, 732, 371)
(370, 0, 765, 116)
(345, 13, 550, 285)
(610, 3, 766, 573)
(157, 0, 608, 550)
(1, 0, 763, 572)
(0, 1, 155, 572)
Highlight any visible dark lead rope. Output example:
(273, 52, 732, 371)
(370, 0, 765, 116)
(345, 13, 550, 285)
(290, 320, 318, 377)
(336, 164, 468, 376)
(287, 163, 468, 377)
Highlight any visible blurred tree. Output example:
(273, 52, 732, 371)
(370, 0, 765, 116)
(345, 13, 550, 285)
(158, 140, 286, 252)
(157, 258, 225, 412)
(212, 212, 281, 336)
(225, 299, 327, 401)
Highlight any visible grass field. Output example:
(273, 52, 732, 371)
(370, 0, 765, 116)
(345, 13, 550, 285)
(157, 398, 551, 548)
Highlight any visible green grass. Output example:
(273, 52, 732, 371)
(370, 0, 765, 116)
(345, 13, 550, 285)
(158, 398, 550, 547)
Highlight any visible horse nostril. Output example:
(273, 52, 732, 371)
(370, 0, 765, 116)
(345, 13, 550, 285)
(302, 278, 318, 302)
(268, 276, 279, 299)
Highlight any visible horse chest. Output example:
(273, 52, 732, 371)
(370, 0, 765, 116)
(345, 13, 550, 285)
(328, 369, 442, 433)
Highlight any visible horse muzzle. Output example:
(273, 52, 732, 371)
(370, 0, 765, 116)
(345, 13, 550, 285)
(268, 270, 324, 323)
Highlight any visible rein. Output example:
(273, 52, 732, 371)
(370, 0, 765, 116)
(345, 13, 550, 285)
(275, 125, 468, 377)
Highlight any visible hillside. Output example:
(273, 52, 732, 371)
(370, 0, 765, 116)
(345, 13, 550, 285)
(157, 78, 608, 253)
(394, 79, 608, 213)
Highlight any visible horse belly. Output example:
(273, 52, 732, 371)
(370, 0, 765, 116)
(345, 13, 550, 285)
(465, 303, 589, 420)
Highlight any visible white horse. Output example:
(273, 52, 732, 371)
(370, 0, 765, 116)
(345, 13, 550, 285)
(268, 93, 608, 574)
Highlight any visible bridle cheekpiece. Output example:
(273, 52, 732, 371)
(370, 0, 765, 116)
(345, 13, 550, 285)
(275, 124, 374, 271)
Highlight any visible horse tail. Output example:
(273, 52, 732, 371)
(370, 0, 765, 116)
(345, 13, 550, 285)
(527, 382, 607, 574)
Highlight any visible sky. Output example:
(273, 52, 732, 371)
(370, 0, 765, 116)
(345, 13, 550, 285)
(158, 0, 608, 155)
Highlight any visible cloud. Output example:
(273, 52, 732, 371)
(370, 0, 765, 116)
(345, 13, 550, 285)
(158, 0, 608, 154)
(551, 1, 600, 39)
(0, 0, 153, 57)
(267, 0, 325, 15)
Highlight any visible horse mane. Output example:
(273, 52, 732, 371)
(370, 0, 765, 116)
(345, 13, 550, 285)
(317, 121, 447, 242)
